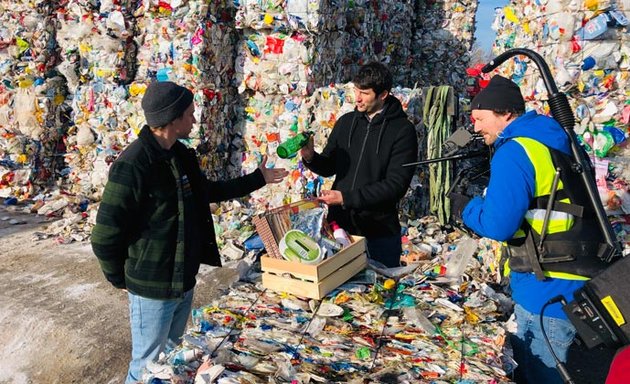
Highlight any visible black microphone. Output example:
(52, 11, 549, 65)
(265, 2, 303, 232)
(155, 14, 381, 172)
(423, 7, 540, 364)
(442, 128, 481, 157)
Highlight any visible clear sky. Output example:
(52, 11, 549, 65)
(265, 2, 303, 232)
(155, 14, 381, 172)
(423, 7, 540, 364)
(475, 0, 509, 52)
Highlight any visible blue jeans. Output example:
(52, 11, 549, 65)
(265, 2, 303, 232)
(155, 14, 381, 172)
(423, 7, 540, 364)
(511, 304, 576, 384)
(366, 235, 402, 268)
(126, 289, 194, 384)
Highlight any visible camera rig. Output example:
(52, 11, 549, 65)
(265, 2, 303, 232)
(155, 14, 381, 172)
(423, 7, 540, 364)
(483, 48, 628, 383)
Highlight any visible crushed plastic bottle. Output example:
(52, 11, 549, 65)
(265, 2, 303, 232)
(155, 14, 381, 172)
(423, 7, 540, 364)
(442, 236, 477, 283)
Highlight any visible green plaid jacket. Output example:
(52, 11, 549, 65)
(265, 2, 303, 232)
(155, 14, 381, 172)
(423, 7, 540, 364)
(91, 126, 265, 299)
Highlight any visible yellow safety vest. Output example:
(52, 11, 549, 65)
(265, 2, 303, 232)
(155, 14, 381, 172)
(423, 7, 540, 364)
(505, 137, 588, 281)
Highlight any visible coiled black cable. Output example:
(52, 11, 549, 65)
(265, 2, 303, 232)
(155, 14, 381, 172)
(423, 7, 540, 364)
(547, 93, 575, 131)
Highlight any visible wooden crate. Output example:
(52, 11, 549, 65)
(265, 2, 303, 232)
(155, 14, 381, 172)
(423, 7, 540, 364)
(252, 200, 320, 260)
(261, 237, 367, 299)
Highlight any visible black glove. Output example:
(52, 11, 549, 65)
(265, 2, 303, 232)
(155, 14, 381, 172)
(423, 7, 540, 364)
(449, 192, 471, 224)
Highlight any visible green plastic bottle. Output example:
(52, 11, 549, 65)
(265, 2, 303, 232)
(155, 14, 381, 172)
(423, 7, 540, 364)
(276, 131, 313, 159)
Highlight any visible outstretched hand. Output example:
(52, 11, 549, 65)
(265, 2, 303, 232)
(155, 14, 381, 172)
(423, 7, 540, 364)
(317, 189, 344, 206)
(258, 155, 289, 184)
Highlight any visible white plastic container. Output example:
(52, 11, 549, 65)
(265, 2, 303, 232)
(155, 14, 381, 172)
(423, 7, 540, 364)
(330, 221, 351, 248)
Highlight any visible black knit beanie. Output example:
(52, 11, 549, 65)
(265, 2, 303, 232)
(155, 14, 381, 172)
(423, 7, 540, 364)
(471, 75, 525, 112)
(141, 81, 194, 127)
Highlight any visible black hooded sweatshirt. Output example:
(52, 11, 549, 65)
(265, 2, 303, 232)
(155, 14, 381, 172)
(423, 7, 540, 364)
(305, 95, 418, 237)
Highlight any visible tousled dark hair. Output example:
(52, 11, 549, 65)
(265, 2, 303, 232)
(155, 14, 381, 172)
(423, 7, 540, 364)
(352, 62, 393, 96)
(492, 108, 525, 117)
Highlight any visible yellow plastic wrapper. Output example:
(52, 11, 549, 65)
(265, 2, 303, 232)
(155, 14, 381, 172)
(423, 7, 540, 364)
(503, 7, 519, 23)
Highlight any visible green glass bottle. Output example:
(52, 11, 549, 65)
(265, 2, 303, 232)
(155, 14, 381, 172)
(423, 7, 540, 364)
(276, 131, 313, 159)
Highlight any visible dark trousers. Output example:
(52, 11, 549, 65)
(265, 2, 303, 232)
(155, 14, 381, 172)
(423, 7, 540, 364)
(366, 235, 402, 268)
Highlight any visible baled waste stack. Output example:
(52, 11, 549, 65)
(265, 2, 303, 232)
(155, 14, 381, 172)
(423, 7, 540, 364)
(55, 0, 138, 212)
(54, 0, 145, 239)
(412, 0, 479, 92)
(47, 0, 243, 241)
(492, 0, 630, 254)
(0, 0, 479, 244)
(133, 0, 241, 181)
(234, 0, 419, 209)
(0, 0, 67, 201)
(58, 0, 240, 201)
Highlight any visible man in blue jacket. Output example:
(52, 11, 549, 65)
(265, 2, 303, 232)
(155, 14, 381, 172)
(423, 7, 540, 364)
(300, 62, 418, 267)
(461, 75, 584, 383)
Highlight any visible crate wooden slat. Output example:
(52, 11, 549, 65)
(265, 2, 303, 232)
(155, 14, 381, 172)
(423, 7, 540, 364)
(261, 237, 367, 299)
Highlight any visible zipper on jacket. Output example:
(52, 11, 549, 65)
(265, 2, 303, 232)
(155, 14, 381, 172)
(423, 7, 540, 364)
(351, 121, 371, 189)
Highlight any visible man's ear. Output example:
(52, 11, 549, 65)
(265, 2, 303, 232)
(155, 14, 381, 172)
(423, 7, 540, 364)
(502, 112, 515, 124)
(378, 90, 389, 101)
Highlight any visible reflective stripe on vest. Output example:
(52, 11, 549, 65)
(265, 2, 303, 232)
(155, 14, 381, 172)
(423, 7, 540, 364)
(509, 137, 583, 280)
(502, 258, 589, 280)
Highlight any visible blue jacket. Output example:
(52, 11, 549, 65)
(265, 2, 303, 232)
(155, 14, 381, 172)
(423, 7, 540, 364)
(462, 111, 584, 318)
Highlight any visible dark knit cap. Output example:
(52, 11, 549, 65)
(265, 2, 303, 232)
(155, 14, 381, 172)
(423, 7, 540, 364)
(471, 75, 525, 112)
(141, 81, 194, 127)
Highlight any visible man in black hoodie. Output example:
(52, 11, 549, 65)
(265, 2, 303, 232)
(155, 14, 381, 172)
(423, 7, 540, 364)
(301, 62, 418, 267)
